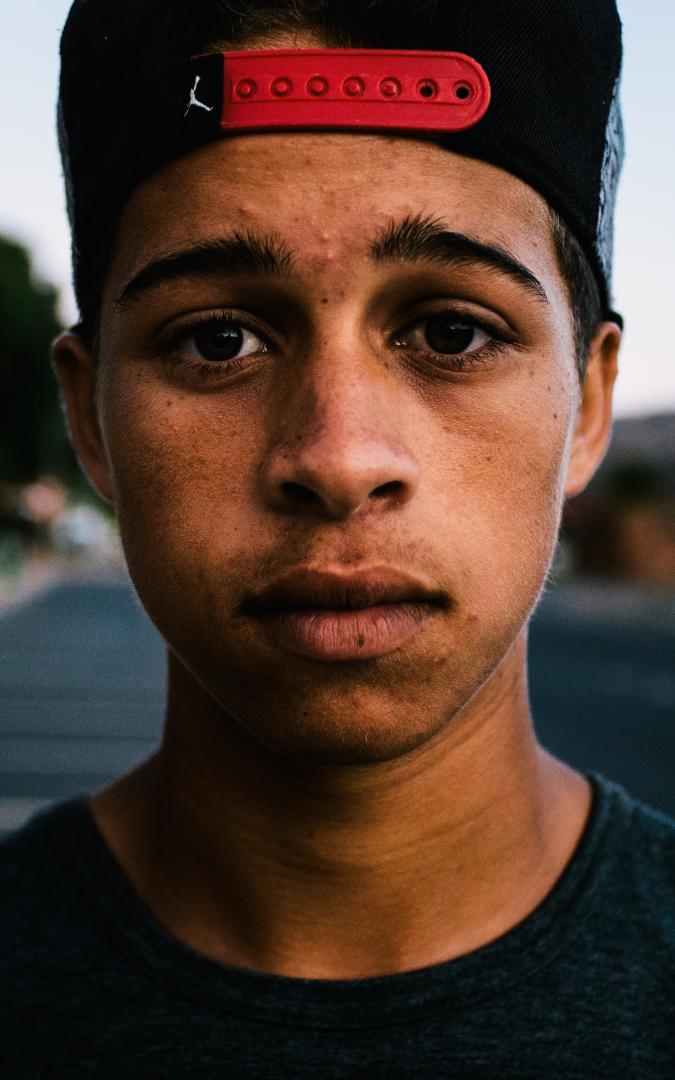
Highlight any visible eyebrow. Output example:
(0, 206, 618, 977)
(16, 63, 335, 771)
(114, 232, 295, 306)
(370, 213, 549, 303)
(114, 213, 548, 308)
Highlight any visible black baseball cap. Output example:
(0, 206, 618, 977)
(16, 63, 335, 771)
(58, 0, 624, 327)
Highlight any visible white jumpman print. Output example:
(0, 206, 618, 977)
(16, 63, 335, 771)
(184, 75, 214, 116)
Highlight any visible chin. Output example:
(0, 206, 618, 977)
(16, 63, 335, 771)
(163, 579, 531, 769)
(261, 721, 443, 768)
(213, 676, 460, 768)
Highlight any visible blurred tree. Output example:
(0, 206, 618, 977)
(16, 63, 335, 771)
(0, 235, 76, 485)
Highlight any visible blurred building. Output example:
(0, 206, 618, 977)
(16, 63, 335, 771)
(564, 413, 675, 585)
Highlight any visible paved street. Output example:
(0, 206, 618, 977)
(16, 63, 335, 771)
(528, 583, 675, 818)
(0, 566, 165, 830)
(0, 566, 673, 831)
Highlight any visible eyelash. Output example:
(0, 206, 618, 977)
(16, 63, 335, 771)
(155, 307, 509, 381)
(157, 311, 267, 382)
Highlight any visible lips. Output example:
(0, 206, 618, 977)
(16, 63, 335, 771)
(241, 567, 448, 661)
(243, 566, 448, 613)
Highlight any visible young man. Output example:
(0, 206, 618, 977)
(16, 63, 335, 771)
(2, 0, 674, 1075)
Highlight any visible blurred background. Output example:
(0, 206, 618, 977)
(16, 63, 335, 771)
(0, 0, 673, 833)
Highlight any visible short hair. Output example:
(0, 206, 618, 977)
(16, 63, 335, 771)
(550, 209, 603, 379)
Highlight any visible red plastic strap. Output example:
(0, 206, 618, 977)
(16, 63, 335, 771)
(209, 49, 491, 133)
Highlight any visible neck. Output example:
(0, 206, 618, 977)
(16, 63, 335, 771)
(91, 629, 590, 979)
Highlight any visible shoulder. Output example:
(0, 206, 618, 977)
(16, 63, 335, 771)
(0, 799, 98, 994)
(607, 777, 675, 871)
(0, 797, 84, 891)
(620, 784, 675, 891)
(592, 775, 675, 945)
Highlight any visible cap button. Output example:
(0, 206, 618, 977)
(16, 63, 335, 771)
(307, 76, 329, 96)
(379, 77, 401, 98)
(271, 77, 293, 97)
(343, 76, 365, 97)
(235, 79, 257, 99)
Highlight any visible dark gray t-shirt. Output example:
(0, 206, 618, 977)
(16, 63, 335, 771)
(1, 773, 674, 1078)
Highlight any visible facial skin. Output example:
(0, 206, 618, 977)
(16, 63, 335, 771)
(57, 134, 616, 765)
(54, 129, 619, 978)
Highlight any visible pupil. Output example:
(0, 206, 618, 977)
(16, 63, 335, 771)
(425, 316, 474, 354)
(195, 323, 243, 361)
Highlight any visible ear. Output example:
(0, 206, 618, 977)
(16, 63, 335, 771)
(564, 322, 621, 498)
(52, 331, 115, 504)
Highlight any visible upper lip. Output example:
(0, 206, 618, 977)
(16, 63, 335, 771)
(242, 567, 449, 613)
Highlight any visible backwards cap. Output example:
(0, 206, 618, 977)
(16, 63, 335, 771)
(58, 0, 623, 323)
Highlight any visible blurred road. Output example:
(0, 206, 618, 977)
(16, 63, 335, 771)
(0, 566, 165, 831)
(0, 566, 673, 831)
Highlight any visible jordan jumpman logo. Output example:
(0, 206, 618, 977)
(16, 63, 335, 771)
(184, 75, 214, 117)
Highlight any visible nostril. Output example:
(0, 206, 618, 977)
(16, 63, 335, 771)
(372, 480, 404, 499)
(282, 481, 319, 504)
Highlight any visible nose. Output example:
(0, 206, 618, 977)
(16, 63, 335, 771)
(260, 343, 420, 521)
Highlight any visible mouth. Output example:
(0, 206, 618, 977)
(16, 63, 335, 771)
(241, 567, 449, 662)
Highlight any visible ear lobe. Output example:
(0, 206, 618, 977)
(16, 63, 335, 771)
(51, 331, 115, 504)
(564, 321, 621, 498)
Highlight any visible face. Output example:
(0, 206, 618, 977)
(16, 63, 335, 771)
(56, 132, 617, 765)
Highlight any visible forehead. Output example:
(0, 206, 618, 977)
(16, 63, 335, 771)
(107, 132, 556, 293)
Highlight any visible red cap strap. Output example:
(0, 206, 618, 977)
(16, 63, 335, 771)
(184, 49, 491, 136)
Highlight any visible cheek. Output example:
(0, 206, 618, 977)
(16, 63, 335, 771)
(425, 373, 574, 610)
(98, 352, 575, 648)
(98, 368, 258, 579)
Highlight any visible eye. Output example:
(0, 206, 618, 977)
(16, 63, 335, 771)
(395, 313, 491, 357)
(179, 317, 266, 363)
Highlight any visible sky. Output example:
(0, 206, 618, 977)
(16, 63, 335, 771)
(0, 1, 673, 418)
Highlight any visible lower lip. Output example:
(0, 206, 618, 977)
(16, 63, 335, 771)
(251, 602, 440, 661)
